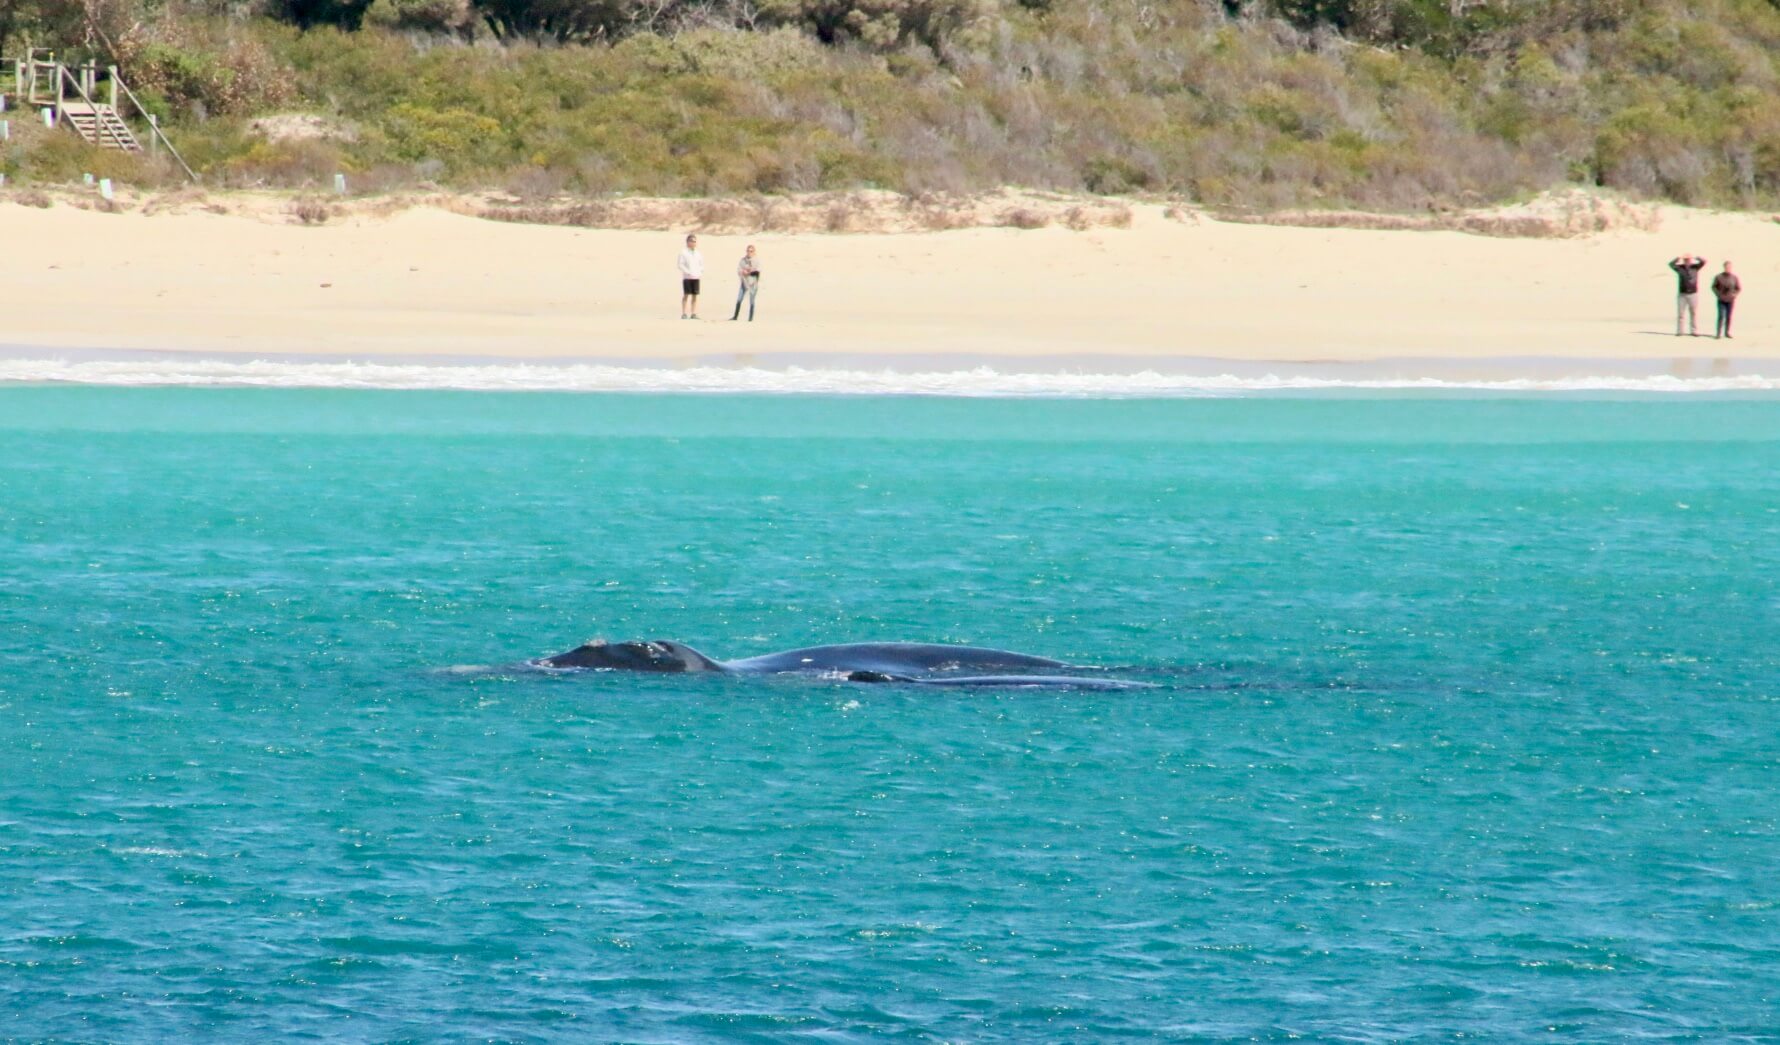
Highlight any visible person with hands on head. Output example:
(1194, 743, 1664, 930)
(1670, 253, 1707, 337)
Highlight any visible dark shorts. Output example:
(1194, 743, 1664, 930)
(682, 278, 701, 295)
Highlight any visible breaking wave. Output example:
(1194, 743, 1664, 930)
(2, 357, 1777, 396)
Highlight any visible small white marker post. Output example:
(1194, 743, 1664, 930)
(82, 172, 93, 186)
(99, 178, 113, 201)
(41, 107, 54, 128)
(334, 172, 347, 195)
(1, 120, 8, 141)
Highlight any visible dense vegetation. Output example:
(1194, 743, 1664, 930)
(6, 0, 1780, 209)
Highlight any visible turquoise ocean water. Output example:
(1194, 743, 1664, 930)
(3, 387, 1779, 1040)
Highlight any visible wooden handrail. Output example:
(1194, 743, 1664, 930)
(111, 70, 198, 183)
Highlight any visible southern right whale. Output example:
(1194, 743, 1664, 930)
(536, 640, 1149, 688)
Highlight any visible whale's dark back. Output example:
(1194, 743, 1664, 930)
(720, 642, 1067, 675)
(541, 640, 724, 672)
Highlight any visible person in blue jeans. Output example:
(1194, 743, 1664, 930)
(1712, 261, 1741, 339)
(731, 244, 761, 321)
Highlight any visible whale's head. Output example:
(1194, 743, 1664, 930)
(542, 639, 723, 673)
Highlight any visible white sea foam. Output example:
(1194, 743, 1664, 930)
(1, 357, 1777, 396)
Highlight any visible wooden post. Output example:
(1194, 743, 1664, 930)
(148, 114, 159, 155)
(107, 65, 118, 109)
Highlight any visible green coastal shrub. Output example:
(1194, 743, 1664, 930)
(120, 24, 297, 118)
(756, 0, 996, 50)
(7, 0, 1780, 208)
(217, 137, 353, 186)
(381, 103, 507, 167)
(18, 129, 173, 185)
(362, 0, 475, 34)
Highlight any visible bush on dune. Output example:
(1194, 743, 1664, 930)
(7, 0, 1780, 210)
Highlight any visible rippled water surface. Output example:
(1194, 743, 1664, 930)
(4, 389, 1779, 1041)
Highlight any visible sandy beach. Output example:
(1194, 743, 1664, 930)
(4, 189, 1777, 377)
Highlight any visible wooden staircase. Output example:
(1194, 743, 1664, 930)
(5, 48, 194, 179)
(60, 101, 142, 151)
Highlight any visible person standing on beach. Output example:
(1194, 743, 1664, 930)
(1671, 254, 1707, 336)
(678, 234, 704, 319)
(731, 244, 761, 322)
(1712, 261, 1741, 339)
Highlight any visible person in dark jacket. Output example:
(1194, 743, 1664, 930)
(1712, 261, 1741, 339)
(1671, 254, 1707, 336)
